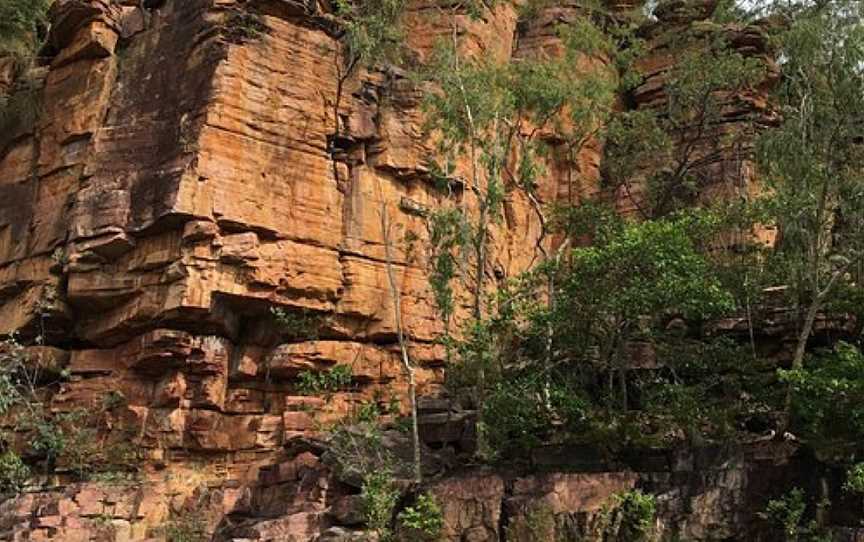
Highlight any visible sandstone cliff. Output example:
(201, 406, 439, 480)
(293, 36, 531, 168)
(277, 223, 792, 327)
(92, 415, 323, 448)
(0, 1, 819, 540)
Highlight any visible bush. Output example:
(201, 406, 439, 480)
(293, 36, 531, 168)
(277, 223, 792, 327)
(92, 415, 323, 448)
(397, 492, 444, 540)
(595, 489, 656, 541)
(0, 451, 29, 494)
(223, 7, 269, 44)
(271, 307, 325, 340)
(296, 365, 353, 395)
(362, 470, 400, 541)
(760, 488, 807, 540)
(615, 490, 656, 541)
(482, 375, 588, 460)
(844, 463, 864, 494)
(780, 342, 864, 459)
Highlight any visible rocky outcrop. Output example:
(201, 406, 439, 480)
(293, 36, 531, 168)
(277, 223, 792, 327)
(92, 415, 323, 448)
(0, 0, 789, 540)
(613, 0, 780, 221)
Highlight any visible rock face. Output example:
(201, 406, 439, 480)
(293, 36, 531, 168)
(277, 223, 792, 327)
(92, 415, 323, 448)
(0, 0, 789, 540)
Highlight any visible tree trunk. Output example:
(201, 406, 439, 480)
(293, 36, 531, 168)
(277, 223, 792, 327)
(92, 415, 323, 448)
(380, 202, 422, 483)
(784, 268, 844, 429)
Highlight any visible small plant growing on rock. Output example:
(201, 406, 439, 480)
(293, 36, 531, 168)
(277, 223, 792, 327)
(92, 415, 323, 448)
(595, 489, 656, 542)
(361, 469, 401, 542)
(615, 490, 656, 541)
(397, 492, 444, 541)
(296, 364, 353, 395)
(223, 6, 269, 44)
(159, 489, 209, 542)
(761, 488, 806, 540)
(0, 336, 107, 482)
(271, 306, 325, 340)
(0, 450, 29, 495)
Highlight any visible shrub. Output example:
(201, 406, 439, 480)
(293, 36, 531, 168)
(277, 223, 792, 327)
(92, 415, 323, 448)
(760, 488, 807, 540)
(271, 307, 325, 340)
(595, 490, 656, 541)
(296, 365, 353, 395)
(780, 342, 864, 459)
(481, 375, 588, 460)
(506, 503, 556, 541)
(397, 492, 444, 540)
(615, 490, 656, 541)
(361, 470, 400, 541)
(844, 463, 864, 494)
(223, 8, 269, 43)
(0, 451, 29, 494)
(163, 512, 207, 542)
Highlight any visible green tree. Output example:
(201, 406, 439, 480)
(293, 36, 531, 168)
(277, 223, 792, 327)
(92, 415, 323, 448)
(553, 213, 734, 411)
(756, 0, 864, 374)
(330, 0, 405, 143)
(604, 23, 765, 218)
(780, 342, 864, 461)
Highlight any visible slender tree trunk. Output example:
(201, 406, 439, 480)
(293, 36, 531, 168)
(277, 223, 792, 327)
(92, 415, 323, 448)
(380, 202, 422, 483)
(791, 296, 821, 372)
(543, 269, 555, 409)
(474, 207, 487, 321)
(816, 473, 830, 528)
(784, 268, 845, 429)
(791, 267, 843, 371)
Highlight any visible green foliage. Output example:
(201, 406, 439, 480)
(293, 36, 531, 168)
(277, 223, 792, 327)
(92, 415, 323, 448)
(604, 32, 765, 217)
(642, 336, 776, 444)
(0, 337, 130, 483)
(396, 492, 443, 540)
(162, 509, 207, 542)
(295, 365, 353, 395)
(359, 402, 382, 424)
(444, 210, 737, 459)
(26, 407, 99, 478)
(482, 375, 588, 459)
(361, 470, 401, 541)
(762, 488, 807, 539)
(427, 208, 465, 329)
(419, 13, 621, 328)
(334, 0, 405, 69)
(844, 463, 864, 494)
(507, 503, 557, 541)
(271, 306, 325, 340)
(614, 490, 656, 541)
(554, 212, 733, 380)
(0, 0, 50, 55)
(223, 7, 270, 43)
(756, 0, 864, 325)
(780, 342, 864, 460)
(327, 416, 406, 488)
(101, 391, 127, 411)
(595, 490, 657, 541)
(758, 488, 830, 542)
(0, 451, 29, 495)
(561, 215, 733, 324)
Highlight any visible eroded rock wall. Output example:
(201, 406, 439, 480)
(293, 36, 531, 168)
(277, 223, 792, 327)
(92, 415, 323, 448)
(0, 0, 787, 540)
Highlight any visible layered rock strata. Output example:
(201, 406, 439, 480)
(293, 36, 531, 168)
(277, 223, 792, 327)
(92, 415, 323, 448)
(0, 0, 789, 540)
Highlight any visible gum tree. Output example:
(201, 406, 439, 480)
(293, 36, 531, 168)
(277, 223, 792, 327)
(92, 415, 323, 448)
(756, 0, 864, 373)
